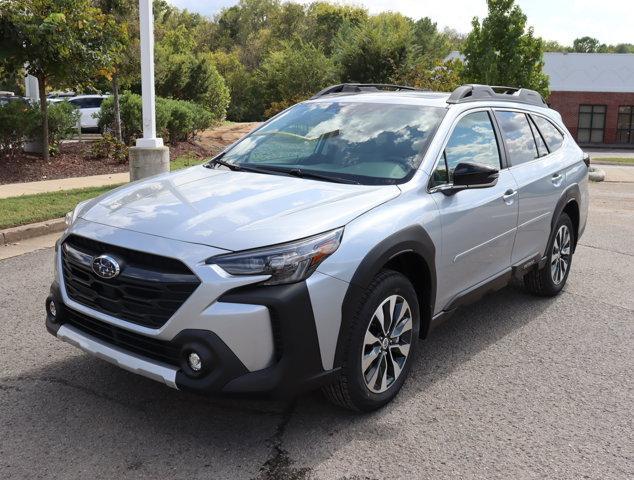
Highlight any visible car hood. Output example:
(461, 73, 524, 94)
(80, 166, 401, 251)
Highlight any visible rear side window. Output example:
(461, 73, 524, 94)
(528, 116, 548, 157)
(495, 111, 538, 166)
(430, 111, 500, 186)
(531, 115, 564, 152)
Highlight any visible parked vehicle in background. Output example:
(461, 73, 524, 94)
(46, 83, 589, 412)
(67, 95, 108, 132)
(0, 92, 30, 106)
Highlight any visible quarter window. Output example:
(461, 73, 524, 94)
(528, 116, 548, 157)
(495, 111, 538, 166)
(531, 115, 564, 152)
(431, 111, 500, 186)
(577, 104, 605, 143)
(617, 106, 634, 144)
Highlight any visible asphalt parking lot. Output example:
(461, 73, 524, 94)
(1, 181, 632, 480)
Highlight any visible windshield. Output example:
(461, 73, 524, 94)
(220, 101, 446, 185)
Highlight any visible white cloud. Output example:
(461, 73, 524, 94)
(167, 0, 631, 45)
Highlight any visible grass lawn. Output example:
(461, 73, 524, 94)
(0, 155, 209, 230)
(591, 157, 634, 166)
(171, 155, 207, 170)
(0, 185, 120, 230)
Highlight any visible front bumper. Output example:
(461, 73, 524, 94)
(46, 278, 339, 397)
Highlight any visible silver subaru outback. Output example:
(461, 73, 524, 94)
(46, 84, 589, 411)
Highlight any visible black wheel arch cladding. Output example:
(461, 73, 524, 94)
(551, 183, 581, 254)
(334, 225, 436, 368)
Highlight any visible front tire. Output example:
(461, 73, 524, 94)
(323, 270, 420, 412)
(524, 213, 574, 296)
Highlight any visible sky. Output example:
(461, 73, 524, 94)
(167, 0, 632, 46)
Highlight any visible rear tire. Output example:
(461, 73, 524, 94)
(323, 270, 420, 412)
(524, 213, 574, 297)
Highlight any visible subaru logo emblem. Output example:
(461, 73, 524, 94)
(92, 255, 120, 279)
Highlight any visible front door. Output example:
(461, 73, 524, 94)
(430, 110, 519, 313)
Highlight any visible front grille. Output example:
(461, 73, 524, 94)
(63, 308, 181, 366)
(61, 235, 200, 329)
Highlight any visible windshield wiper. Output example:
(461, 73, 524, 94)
(206, 157, 242, 171)
(240, 164, 359, 185)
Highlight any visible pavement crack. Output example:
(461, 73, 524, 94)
(578, 243, 634, 258)
(2, 375, 145, 411)
(254, 399, 311, 480)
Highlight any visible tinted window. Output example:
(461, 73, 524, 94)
(223, 102, 446, 185)
(528, 116, 548, 157)
(532, 115, 564, 151)
(495, 111, 538, 165)
(431, 111, 500, 186)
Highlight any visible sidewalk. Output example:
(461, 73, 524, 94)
(0, 172, 129, 199)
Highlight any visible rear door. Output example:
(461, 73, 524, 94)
(494, 110, 567, 265)
(430, 109, 519, 312)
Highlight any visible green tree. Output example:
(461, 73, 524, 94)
(0, 0, 122, 160)
(305, 2, 368, 54)
(333, 12, 414, 84)
(462, 0, 549, 97)
(258, 40, 336, 117)
(572, 36, 606, 53)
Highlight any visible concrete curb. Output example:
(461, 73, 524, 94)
(1, 218, 65, 246)
(588, 167, 606, 182)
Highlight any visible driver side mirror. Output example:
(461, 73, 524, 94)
(438, 162, 499, 196)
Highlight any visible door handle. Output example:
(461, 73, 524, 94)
(502, 189, 518, 205)
(551, 173, 563, 186)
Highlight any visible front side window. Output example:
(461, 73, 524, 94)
(617, 106, 634, 144)
(495, 111, 538, 166)
(430, 111, 501, 186)
(531, 115, 564, 152)
(221, 102, 446, 185)
(577, 104, 605, 143)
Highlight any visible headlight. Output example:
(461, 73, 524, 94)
(209, 228, 344, 286)
(65, 199, 90, 227)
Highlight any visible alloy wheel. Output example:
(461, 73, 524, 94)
(551, 224, 571, 285)
(361, 294, 413, 393)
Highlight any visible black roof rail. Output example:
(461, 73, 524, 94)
(447, 84, 546, 107)
(310, 83, 420, 99)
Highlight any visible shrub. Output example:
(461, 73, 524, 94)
(90, 133, 128, 163)
(99, 93, 214, 145)
(0, 101, 39, 157)
(47, 101, 81, 151)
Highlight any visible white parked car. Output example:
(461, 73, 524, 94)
(67, 95, 108, 131)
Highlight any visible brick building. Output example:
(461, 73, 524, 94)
(544, 53, 634, 147)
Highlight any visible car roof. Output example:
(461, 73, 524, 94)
(307, 91, 451, 108)
(305, 90, 555, 117)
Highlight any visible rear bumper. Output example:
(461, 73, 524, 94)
(46, 280, 338, 397)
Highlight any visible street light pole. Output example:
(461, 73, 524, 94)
(129, 0, 169, 180)
(136, 0, 162, 148)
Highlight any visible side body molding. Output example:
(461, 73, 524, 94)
(334, 225, 436, 368)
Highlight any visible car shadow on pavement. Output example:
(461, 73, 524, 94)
(0, 284, 557, 479)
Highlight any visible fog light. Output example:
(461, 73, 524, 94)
(49, 301, 57, 318)
(187, 352, 202, 372)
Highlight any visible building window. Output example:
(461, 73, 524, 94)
(617, 106, 634, 144)
(577, 105, 606, 143)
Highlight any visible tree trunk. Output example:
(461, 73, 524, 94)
(38, 76, 49, 162)
(112, 73, 122, 142)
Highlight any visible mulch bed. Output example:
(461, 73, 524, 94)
(0, 139, 218, 185)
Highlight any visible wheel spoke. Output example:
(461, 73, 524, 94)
(365, 354, 382, 388)
(362, 346, 381, 372)
(379, 355, 388, 392)
(391, 343, 410, 357)
(391, 315, 412, 338)
(388, 349, 402, 379)
(364, 328, 381, 348)
(374, 307, 387, 336)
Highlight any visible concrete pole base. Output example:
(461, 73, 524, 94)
(129, 146, 170, 181)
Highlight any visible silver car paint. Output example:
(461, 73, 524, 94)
(80, 164, 401, 251)
(55, 93, 588, 379)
